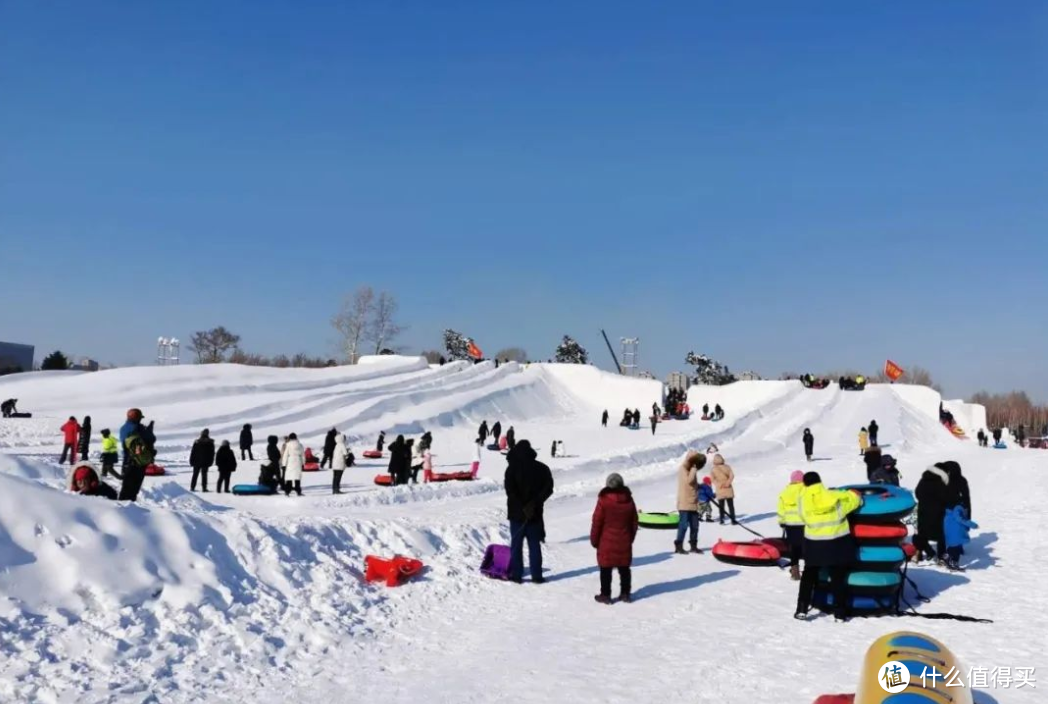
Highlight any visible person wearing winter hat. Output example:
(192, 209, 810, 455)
(69, 461, 118, 500)
(118, 408, 155, 502)
(504, 439, 554, 583)
(802, 428, 814, 462)
(795, 471, 862, 622)
(697, 476, 716, 522)
(777, 471, 806, 580)
(239, 423, 254, 461)
(590, 473, 639, 604)
(914, 462, 952, 563)
(675, 450, 707, 554)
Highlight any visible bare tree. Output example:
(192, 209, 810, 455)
(188, 327, 241, 364)
(873, 364, 941, 392)
(367, 291, 404, 355)
(331, 286, 374, 364)
(495, 347, 528, 363)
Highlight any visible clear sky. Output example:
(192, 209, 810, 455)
(1, 2, 1046, 399)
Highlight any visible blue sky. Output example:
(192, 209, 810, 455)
(1, 2, 1046, 399)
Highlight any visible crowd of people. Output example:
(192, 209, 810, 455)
(65, 408, 156, 502)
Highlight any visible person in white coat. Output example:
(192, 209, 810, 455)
(282, 433, 305, 496)
(332, 433, 349, 494)
(471, 437, 482, 478)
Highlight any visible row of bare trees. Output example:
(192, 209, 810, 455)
(969, 391, 1048, 433)
(188, 327, 332, 367)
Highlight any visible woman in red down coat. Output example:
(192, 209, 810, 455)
(590, 472, 639, 604)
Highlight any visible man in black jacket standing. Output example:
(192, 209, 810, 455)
(868, 420, 879, 447)
(504, 440, 554, 584)
(189, 429, 216, 493)
(321, 428, 337, 469)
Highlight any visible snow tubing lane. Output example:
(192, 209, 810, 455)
(144, 464, 166, 476)
(712, 539, 782, 566)
(232, 484, 277, 496)
(362, 450, 383, 459)
(637, 511, 679, 529)
(839, 484, 915, 522)
(851, 521, 908, 542)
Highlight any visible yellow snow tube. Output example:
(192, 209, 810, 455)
(855, 631, 972, 703)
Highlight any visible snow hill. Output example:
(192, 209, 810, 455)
(0, 361, 1043, 703)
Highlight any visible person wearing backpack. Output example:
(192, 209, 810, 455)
(189, 429, 216, 492)
(119, 408, 155, 501)
(215, 440, 237, 493)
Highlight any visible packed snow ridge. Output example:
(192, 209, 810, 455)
(0, 357, 1042, 703)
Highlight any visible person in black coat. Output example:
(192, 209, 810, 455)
(240, 424, 254, 461)
(419, 431, 433, 452)
(492, 421, 502, 447)
(376, 430, 386, 452)
(189, 429, 216, 492)
(802, 428, 814, 462)
(78, 416, 92, 461)
(914, 463, 951, 561)
(505, 426, 515, 450)
(863, 446, 883, 481)
(992, 428, 1002, 445)
(321, 428, 337, 469)
(215, 440, 237, 493)
(601, 410, 609, 427)
(868, 420, 879, 446)
(259, 435, 282, 491)
(632, 409, 641, 427)
(650, 414, 658, 435)
(387, 435, 408, 485)
(504, 440, 554, 583)
(478, 421, 489, 444)
(939, 460, 971, 518)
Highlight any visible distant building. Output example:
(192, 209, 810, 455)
(0, 341, 34, 373)
(74, 358, 100, 372)
(666, 371, 691, 392)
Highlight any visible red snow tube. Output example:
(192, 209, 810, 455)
(812, 696, 854, 704)
(374, 474, 393, 486)
(362, 450, 383, 459)
(364, 555, 424, 587)
(711, 539, 783, 566)
(851, 521, 908, 542)
(144, 464, 166, 476)
(902, 542, 917, 561)
(427, 471, 475, 483)
(302, 462, 321, 472)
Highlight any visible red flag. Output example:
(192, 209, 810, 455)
(884, 359, 904, 382)
(467, 341, 483, 360)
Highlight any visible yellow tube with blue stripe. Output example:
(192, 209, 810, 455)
(855, 631, 973, 704)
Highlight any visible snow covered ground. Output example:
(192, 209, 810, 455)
(0, 360, 1043, 703)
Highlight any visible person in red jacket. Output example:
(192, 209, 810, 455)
(590, 472, 639, 604)
(60, 416, 80, 465)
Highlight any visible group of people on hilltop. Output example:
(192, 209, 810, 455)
(66, 408, 156, 503)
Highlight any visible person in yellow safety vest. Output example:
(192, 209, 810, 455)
(99, 429, 122, 479)
(777, 471, 806, 581)
(858, 427, 869, 456)
(795, 471, 863, 622)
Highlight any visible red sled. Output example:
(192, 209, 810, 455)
(362, 450, 383, 459)
(374, 474, 393, 486)
(302, 463, 321, 472)
(364, 555, 424, 587)
(144, 464, 166, 476)
(425, 470, 475, 483)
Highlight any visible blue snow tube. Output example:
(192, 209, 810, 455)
(820, 569, 902, 594)
(856, 545, 906, 569)
(232, 484, 278, 496)
(813, 590, 897, 615)
(839, 484, 915, 522)
(993, 442, 1007, 449)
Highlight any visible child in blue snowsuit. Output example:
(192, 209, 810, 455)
(943, 505, 978, 571)
(697, 476, 716, 523)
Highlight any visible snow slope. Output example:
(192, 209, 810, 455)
(0, 366, 1042, 703)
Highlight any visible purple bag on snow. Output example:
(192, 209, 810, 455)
(480, 544, 512, 580)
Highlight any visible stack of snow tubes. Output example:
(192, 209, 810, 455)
(814, 484, 915, 617)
